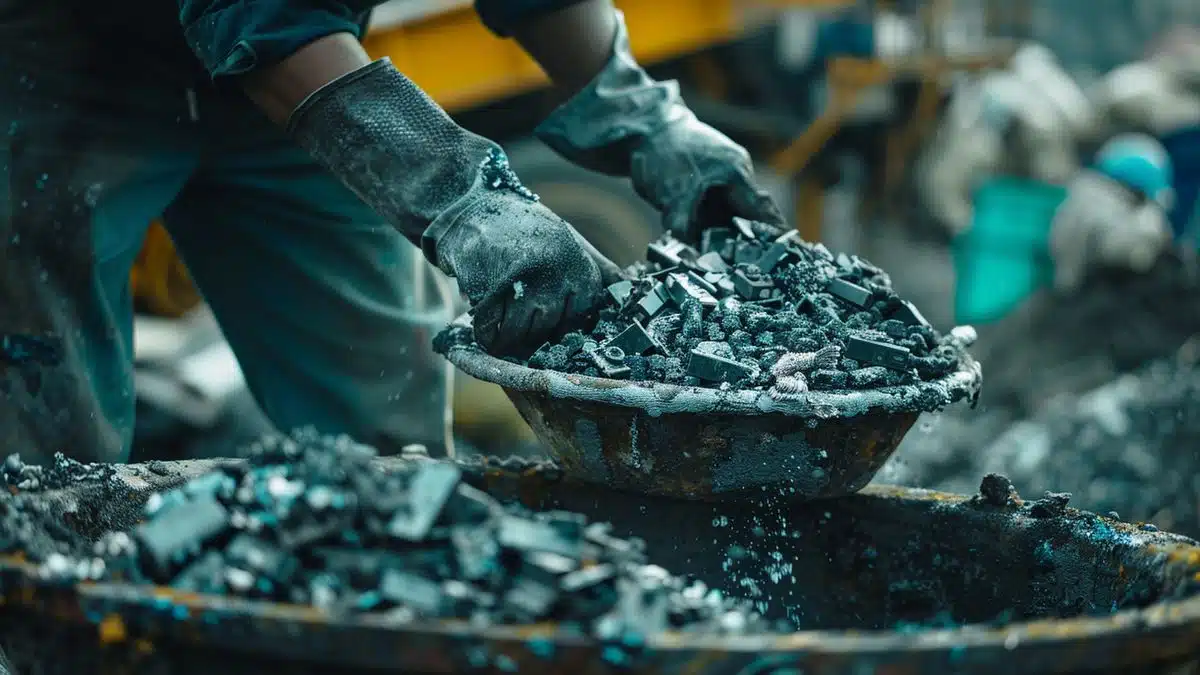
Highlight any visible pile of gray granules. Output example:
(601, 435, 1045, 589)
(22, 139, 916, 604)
(523, 220, 966, 393)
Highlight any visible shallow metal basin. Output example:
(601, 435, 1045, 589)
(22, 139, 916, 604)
(438, 317, 982, 500)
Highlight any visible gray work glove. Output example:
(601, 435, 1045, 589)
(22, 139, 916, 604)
(534, 11, 784, 243)
(288, 59, 622, 355)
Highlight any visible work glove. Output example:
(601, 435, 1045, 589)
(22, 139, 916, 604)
(534, 11, 784, 243)
(1049, 170, 1173, 293)
(288, 59, 622, 356)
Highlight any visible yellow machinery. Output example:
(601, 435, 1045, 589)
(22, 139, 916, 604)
(361, 0, 853, 112)
(130, 220, 201, 318)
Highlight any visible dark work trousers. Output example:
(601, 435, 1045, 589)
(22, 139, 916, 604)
(0, 15, 456, 465)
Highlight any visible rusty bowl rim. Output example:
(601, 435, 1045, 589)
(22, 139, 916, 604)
(440, 314, 982, 419)
(4, 488, 1199, 671)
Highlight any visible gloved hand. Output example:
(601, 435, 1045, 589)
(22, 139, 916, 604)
(288, 59, 621, 355)
(429, 171, 625, 352)
(1049, 170, 1173, 293)
(534, 11, 784, 243)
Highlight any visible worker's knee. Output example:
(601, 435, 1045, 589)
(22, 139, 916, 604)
(260, 323, 455, 456)
(247, 289, 458, 456)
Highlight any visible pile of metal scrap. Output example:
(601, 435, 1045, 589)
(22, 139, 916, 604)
(4, 451, 1200, 675)
(515, 218, 967, 394)
(19, 430, 769, 644)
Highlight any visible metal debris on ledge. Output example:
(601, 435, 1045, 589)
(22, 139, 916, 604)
(14, 431, 769, 640)
(3, 452, 115, 492)
(510, 220, 971, 395)
(2, 444, 1200, 675)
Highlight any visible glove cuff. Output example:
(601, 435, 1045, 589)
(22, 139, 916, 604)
(533, 10, 688, 176)
(287, 58, 507, 267)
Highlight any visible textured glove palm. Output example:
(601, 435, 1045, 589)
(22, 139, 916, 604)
(288, 59, 618, 356)
(534, 11, 784, 242)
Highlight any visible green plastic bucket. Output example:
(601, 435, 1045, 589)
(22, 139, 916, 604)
(953, 178, 1067, 324)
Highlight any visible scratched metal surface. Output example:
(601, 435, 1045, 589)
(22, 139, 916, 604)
(1, 458, 1199, 675)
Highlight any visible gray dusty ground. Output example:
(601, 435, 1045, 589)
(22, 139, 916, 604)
(873, 249, 1200, 538)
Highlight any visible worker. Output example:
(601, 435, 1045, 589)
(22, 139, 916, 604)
(0, 0, 783, 466)
(1092, 27, 1200, 240)
(917, 44, 1094, 236)
(1049, 133, 1175, 293)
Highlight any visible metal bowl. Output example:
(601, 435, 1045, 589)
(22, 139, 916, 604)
(438, 316, 982, 500)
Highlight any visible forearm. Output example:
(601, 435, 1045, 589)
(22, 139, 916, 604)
(511, 0, 618, 97)
(241, 32, 373, 125)
(506, 1, 783, 234)
(236, 0, 621, 123)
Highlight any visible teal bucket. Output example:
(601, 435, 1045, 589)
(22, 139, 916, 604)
(952, 178, 1067, 324)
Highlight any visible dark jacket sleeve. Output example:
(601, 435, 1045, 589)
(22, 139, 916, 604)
(178, 0, 377, 77)
(474, 0, 589, 37)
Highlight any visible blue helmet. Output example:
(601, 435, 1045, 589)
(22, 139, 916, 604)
(1094, 133, 1174, 206)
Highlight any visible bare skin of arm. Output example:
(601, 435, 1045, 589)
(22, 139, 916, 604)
(242, 32, 372, 125)
(511, 0, 619, 97)
(241, 0, 617, 124)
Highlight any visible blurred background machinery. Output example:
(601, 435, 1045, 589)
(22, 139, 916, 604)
(129, 1, 1200, 476)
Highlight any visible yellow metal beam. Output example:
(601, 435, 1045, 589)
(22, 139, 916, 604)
(363, 0, 860, 112)
(364, 0, 738, 112)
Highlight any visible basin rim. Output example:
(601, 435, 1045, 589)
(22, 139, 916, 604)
(441, 322, 982, 419)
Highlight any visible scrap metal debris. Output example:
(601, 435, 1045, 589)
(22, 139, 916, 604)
(880, 254, 1200, 539)
(0, 491, 89, 562)
(6, 441, 1200, 675)
(975, 473, 1022, 508)
(2, 453, 115, 492)
(19, 431, 768, 640)
(886, 356, 1200, 539)
(512, 222, 968, 392)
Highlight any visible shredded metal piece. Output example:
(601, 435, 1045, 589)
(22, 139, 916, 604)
(772, 346, 842, 378)
(769, 374, 809, 398)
